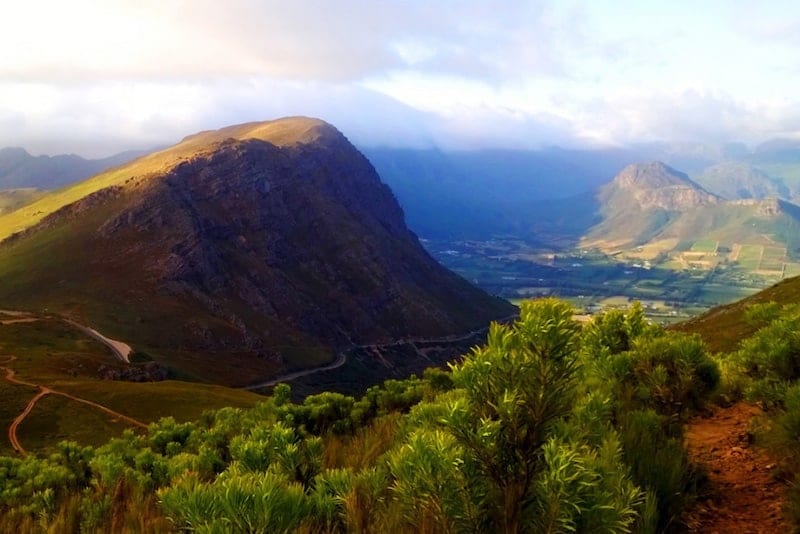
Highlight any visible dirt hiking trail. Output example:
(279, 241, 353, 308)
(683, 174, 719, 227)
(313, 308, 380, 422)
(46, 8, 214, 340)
(684, 402, 789, 533)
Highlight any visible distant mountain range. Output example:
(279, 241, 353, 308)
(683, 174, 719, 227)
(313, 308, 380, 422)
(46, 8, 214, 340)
(580, 162, 800, 257)
(694, 162, 791, 201)
(363, 146, 641, 239)
(0, 117, 513, 386)
(0, 147, 145, 190)
(364, 140, 800, 241)
(581, 162, 720, 250)
(7, 135, 800, 269)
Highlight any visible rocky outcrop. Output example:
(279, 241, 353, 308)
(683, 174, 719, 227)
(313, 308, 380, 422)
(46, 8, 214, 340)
(97, 362, 169, 382)
(583, 161, 800, 255)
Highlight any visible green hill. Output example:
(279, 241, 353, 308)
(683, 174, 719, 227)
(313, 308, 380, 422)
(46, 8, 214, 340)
(0, 313, 263, 456)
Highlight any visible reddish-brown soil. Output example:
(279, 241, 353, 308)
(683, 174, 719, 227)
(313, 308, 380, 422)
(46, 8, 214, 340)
(684, 403, 790, 533)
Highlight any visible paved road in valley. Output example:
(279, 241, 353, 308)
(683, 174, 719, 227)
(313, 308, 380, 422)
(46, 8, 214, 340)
(60, 319, 132, 363)
(0, 310, 132, 363)
(241, 316, 517, 390)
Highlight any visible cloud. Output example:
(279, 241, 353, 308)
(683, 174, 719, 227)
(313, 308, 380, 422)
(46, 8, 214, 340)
(0, 1, 585, 84)
(3, 1, 800, 155)
(0, 0, 597, 155)
(0, 78, 442, 156)
(1, 1, 399, 82)
(573, 89, 800, 147)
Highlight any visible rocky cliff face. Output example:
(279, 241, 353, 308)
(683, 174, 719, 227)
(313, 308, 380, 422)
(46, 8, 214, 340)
(0, 118, 513, 384)
(605, 162, 719, 211)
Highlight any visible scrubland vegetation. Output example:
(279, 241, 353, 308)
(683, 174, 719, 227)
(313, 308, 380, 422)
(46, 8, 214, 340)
(0, 298, 729, 532)
(11, 293, 800, 531)
(5, 294, 800, 531)
(12, 292, 800, 531)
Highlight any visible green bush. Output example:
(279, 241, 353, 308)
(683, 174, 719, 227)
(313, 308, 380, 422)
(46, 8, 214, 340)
(738, 314, 800, 383)
(445, 298, 583, 532)
(613, 333, 719, 416)
(619, 409, 698, 531)
(159, 472, 309, 533)
(386, 429, 479, 532)
(582, 302, 652, 358)
(744, 301, 783, 329)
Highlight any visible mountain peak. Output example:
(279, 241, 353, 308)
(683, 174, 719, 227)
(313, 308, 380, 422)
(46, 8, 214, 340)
(615, 161, 696, 189)
(607, 161, 719, 211)
(178, 117, 340, 152)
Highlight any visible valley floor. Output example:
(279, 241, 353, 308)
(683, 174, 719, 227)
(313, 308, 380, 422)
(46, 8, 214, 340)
(683, 403, 789, 533)
(425, 238, 788, 322)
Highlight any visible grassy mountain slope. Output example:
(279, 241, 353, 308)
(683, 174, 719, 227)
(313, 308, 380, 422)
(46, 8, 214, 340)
(674, 275, 800, 352)
(0, 315, 262, 456)
(0, 121, 332, 241)
(0, 189, 43, 215)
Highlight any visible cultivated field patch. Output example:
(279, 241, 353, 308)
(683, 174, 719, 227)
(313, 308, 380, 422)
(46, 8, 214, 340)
(735, 245, 763, 271)
(690, 239, 718, 253)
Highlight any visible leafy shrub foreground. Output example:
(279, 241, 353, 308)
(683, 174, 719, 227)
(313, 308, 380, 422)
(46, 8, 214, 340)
(0, 299, 720, 533)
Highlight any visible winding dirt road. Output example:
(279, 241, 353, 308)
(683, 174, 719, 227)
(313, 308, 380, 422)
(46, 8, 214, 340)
(1, 355, 146, 456)
(9, 389, 50, 454)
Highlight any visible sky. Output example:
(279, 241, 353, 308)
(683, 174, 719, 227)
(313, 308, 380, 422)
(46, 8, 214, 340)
(2, 0, 800, 157)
